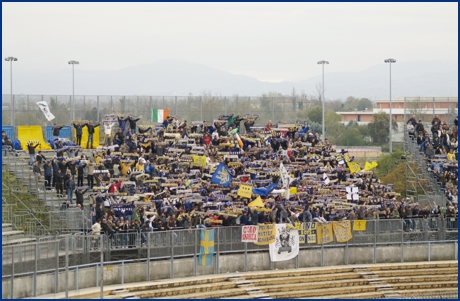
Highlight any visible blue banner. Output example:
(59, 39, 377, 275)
(252, 182, 279, 197)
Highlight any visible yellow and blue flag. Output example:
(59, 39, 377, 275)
(210, 163, 233, 187)
(199, 229, 214, 266)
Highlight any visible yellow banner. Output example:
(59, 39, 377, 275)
(248, 196, 264, 208)
(353, 220, 367, 231)
(193, 155, 207, 167)
(364, 161, 378, 171)
(254, 224, 276, 245)
(289, 187, 297, 195)
(238, 184, 253, 198)
(317, 223, 334, 244)
(332, 221, 353, 242)
(347, 161, 361, 174)
(296, 222, 317, 244)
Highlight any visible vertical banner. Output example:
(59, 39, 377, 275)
(254, 224, 276, 245)
(353, 220, 367, 231)
(269, 224, 299, 262)
(332, 221, 353, 242)
(199, 229, 214, 266)
(317, 223, 334, 244)
(241, 225, 258, 242)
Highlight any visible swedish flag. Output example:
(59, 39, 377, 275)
(210, 163, 233, 187)
(199, 229, 214, 266)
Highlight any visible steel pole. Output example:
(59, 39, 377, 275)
(72, 64, 75, 121)
(403, 97, 406, 153)
(322, 63, 325, 140)
(389, 62, 392, 153)
(10, 60, 13, 127)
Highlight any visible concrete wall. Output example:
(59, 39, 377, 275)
(3, 242, 457, 299)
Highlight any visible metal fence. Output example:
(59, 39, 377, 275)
(2, 218, 458, 278)
(2, 94, 318, 128)
(3, 94, 457, 127)
(1, 235, 457, 298)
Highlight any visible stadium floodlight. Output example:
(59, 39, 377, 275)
(5, 57, 18, 126)
(384, 58, 396, 153)
(317, 60, 329, 141)
(68, 60, 79, 121)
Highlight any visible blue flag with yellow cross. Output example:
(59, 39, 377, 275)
(199, 229, 214, 266)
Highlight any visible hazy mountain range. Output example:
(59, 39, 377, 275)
(2, 59, 457, 100)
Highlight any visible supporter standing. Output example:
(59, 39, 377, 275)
(84, 121, 100, 149)
(72, 122, 84, 146)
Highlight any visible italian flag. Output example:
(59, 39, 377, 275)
(152, 108, 169, 122)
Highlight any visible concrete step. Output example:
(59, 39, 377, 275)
(268, 285, 378, 299)
(259, 279, 370, 293)
(129, 282, 239, 298)
(250, 272, 361, 286)
(2, 237, 37, 246)
(305, 291, 385, 299)
(2, 223, 13, 231)
(390, 281, 458, 290)
(397, 287, 458, 296)
(2, 230, 25, 240)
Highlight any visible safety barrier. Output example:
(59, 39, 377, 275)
(16, 126, 51, 150)
(1, 238, 457, 299)
(44, 126, 72, 142)
(2, 126, 14, 140)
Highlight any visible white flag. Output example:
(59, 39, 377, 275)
(323, 173, 330, 185)
(36, 101, 55, 121)
(280, 162, 290, 199)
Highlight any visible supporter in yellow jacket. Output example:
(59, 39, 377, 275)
(119, 160, 134, 176)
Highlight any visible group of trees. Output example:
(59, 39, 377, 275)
(255, 90, 395, 147)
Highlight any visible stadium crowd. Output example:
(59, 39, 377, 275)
(2, 112, 458, 240)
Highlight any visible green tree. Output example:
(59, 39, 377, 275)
(343, 96, 373, 112)
(305, 106, 322, 124)
(324, 111, 344, 142)
(338, 127, 364, 146)
(367, 112, 398, 145)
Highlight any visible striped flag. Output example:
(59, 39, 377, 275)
(152, 108, 169, 122)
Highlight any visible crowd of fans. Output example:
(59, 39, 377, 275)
(2, 112, 458, 241)
(407, 114, 458, 216)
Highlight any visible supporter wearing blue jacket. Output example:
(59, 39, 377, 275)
(43, 161, 53, 190)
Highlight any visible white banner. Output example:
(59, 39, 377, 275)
(36, 101, 55, 121)
(241, 225, 258, 242)
(269, 224, 299, 262)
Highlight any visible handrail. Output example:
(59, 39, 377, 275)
(1, 181, 51, 236)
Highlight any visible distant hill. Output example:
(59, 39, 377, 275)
(2, 59, 457, 100)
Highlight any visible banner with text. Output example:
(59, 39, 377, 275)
(254, 224, 276, 245)
(241, 225, 258, 242)
(317, 223, 334, 244)
(296, 222, 317, 244)
(332, 220, 353, 242)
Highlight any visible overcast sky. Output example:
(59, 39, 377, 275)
(2, 2, 458, 82)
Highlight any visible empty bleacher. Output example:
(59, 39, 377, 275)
(46, 261, 457, 299)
